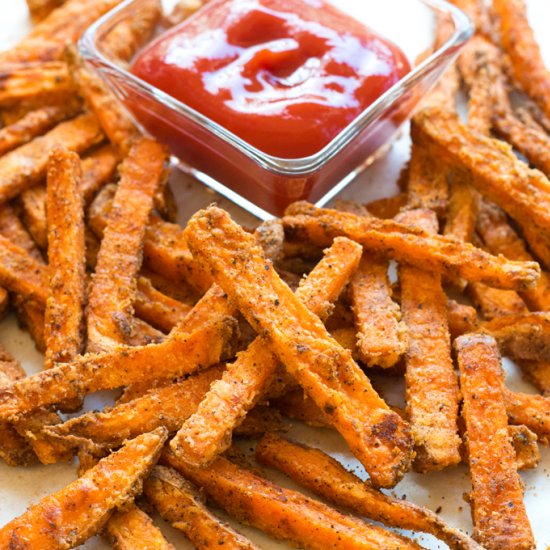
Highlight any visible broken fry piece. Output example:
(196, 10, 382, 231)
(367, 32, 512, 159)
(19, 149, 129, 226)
(455, 333, 535, 550)
(0, 428, 167, 549)
(183, 207, 411, 488)
(504, 389, 550, 444)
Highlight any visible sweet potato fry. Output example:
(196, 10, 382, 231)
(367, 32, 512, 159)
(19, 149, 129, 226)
(365, 193, 407, 219)
(171, 237, 362, 467)
(144, 466, 260, 550)
(455, 333, 534, 550)
(20, 185, 48, 249)
(0, 104, 77, 156)
(102, 0, 161, 63)
(398, 209, 461, 471)
(447, 299, 478, 339)
(0, 315, 235, 419)
(468, 282, 527, 319)
(26, 0, 67, 22)
(283, 202, 540, 290)
(493, 0, 550, 121)
(270, 389, 331, 428)
(104, 505, 175, 550)
(519, 361, 550, 395)
(163, 450, 422, 550)
(0, 428, 167, 549)
(504, 389, 550, 444)
(350, 254, 406, 368)
(0, 112, 102, 203)
(443, 173, 479, 244)
(87, 137, 167, 352)
(44, 146, 86, 367)
(255, 433, 482, 550)
(255, 219, 285, 262)
(508, 424, 540, 470)
(0, 61, 73, 109)
(182, 207, 411, 488)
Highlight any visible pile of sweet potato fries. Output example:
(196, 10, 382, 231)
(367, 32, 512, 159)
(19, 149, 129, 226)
(0, 0, 549, 548)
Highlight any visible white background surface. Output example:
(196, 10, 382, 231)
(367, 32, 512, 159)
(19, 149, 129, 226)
(1, 1, 550, 548)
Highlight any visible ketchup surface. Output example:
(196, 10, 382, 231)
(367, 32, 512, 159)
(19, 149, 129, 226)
(131, 0, 411, 159)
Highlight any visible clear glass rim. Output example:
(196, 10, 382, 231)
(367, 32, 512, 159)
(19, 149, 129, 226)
(79, 0, 473, 176)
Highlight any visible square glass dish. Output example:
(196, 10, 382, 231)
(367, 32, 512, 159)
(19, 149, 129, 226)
(80, 0, 472, 219)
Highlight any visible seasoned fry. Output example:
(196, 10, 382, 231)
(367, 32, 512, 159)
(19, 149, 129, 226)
(0, 61, 74, 109)
(504, 389, 550, 444)
(519, 361, 550, 395)
(493, 0, 550, 121)
(25, 0, 67, 22)
(87, 137, 167, 352)
(0, 104, 78, 156)
(508, 425, 540, 470)
(0, 428, 167, 549)
(44, 147, 86, 367)
(283, 202, 540, 290)
(256, 433, 483, 550)
(447, 299, 478, 339)
(444, 173, 479, 244)
(255, 219, 285, 262)
(270, 389, 331, 428)
(468, 282, 528, 319)
(350, 254, 406, 367)
(455, 334, 534, 550)
(104, 505, 175, 550)
(365, 193, 407, 219)
(182, 207, 411, 488)
(171, 237, 362, 467)
(144, 466, 260, 550)
(20, 185, 48, 250)
(163, 450, 422, 550)
(398, 209, 461, 471)
(0, 112, 102, 203)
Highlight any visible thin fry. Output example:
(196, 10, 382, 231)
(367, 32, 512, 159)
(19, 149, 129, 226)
(455, 333, 534, 549)
(144, 466, 260, 550)
(0, 428, 167, 549)
(283, 202, 540, 290)
(163, 450, 422, 550)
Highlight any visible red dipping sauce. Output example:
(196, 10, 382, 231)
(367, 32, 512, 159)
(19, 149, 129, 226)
(131, 0, 411, 159)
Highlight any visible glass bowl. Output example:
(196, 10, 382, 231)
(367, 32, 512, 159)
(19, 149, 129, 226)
(80, 0, 472, 219)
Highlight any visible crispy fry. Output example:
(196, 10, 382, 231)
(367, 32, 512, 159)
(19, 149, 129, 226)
(283, 202, 540, 290)
(270, 389, 331, 428)
(44, 146, 86, 367)
(444, 173, 479, 244)
(87, 138, 167, 352)
(164, 450, 422, 550)
(468, 282, 527, 319)
(455, 334, 535, 550)
(364, 193, 407, 219)
(508, 424, 540, 470)
(350, 254, 406, 368)
(504, 389, 550, 444)
(493, 0, 550, 121)
(398, 209, 461, 471)
(0, 104, 78, 156)
(447, 299, 478, 339)
(25, 0, 67, 22)
(234, 406, 286, 438)
(144, 466, 260, 550)
(256, 433, 483, 550)
(0, 112, 102, 203)
(182, 207, 411, 488)
(19, 185, 48, 249)
(171, 237, 362, 467)
(104, 505, 175, 550)
(0, 61, 74, 109)
(255, 219, 285, 262)
(519, 361, 550, 395)
(0, 428, 167, 549)
(0, 315, 234, 419)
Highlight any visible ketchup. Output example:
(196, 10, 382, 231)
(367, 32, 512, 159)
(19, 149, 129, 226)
(131, 0, 411, 159)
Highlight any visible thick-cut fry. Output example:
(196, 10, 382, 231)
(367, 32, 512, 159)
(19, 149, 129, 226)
(87, 137, 167, 352)
(79, 145, 119, 204)
(104, 506, 175, 550)
(283, 202, 540, 290)
(350, 253, 406, 367)
(182, 207, 411, 488)
(0, 315, 234, 419)
(0, 61, 74, 109)
(0, 0, 121, 65)
(455, 334, 535, 550)
(26, 0, 67, 22)
(398, 209, 461, 471)
(504, 389, 550, 444)
(44, 147, 86, 367)
(493, 0, 550, 121)
(0, 112, 102, 203)
(365, 193, 407, 219)
(468, 282, 528, 319)
(0, 428, 167, 549)
(144, 466, 260, 550)
(0, 104, 78, 156)
(164, 450, 422, 550)
(256, 433, 483, 550)
(172, 237, 362, 467)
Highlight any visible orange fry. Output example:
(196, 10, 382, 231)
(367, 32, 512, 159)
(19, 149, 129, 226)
(183, 207, 411, 488)
(0, 428, 167, 549)
(283, 202, 540, 290)
(504, 389, 550, 444)
(256, 433, 483, 550)
(171, 237, 362, 467)
(455, 334, 534, 550)
(163, 450, 422, 550)
(0, 112, 102, 203)
(144, 466, 260, 550)
(87, 137, 167, 352)
(468, 282, 527, 320)
(447, 299, 478, 339)
(365, 193, 407, 219)
(25, 0, 67, 22)
(398, 209, 461, 471)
